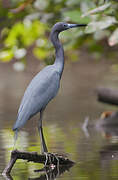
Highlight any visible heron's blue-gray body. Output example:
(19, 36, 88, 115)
(13, 22, 86, 153)
(13, 64, 62, 130)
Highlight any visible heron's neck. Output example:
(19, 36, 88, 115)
(50, 31, 64, 77)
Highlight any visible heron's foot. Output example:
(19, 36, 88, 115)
(43, 152, 60, 168)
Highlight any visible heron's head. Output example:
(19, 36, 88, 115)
(52, 22, 87, 33)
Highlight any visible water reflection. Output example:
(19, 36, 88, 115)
(2, 173, 13, 180)
(100, 144, 118, 161)
(29, 165, 74, 180)
(82, 111, 118, 141)
(99, 144, 118, 180)
(3, 165, 73, 180)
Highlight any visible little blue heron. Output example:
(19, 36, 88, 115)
(13, 22, 86, 153)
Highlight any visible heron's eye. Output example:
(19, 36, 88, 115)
(63, 24, 67, 27)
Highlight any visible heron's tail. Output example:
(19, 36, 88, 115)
(13, 129, 18, 149)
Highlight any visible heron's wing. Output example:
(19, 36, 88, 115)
(13, 66, 60, 130)
(19, 66, 60, 113)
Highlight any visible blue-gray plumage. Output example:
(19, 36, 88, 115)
(13, 22, 86, 153)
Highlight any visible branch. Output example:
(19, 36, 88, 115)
(97, 87, 118, 105)
(10, 0, 36, 13)
(2, 150, 74, 175)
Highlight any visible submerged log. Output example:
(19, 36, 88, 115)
(97, 87, 118, 105)
(2, 150, 74, 175)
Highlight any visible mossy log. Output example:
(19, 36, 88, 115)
(2, 149, 74, 175)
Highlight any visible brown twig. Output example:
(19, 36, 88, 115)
(10, 0, 36, 13)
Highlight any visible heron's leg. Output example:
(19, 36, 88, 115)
(13, 129, 18, 149)
(38, 110, 48, 153)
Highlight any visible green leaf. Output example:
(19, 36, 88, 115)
(0, 49, 13, 62)
(109, 28, 118, 46)
(63, 10, 90, 24)
(5, 22, 24, 47)
(5, 21, 47, 47)
(85, 16, 117, 33)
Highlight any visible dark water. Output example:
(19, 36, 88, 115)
(0, 56, 118, 179)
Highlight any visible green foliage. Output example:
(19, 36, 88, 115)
(85, 16, 117, 33)
(1, 0, 118, 64)
(63, 10, 91, 24)
(5, 21, 46, 47)
(0, 49, 13, 62)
